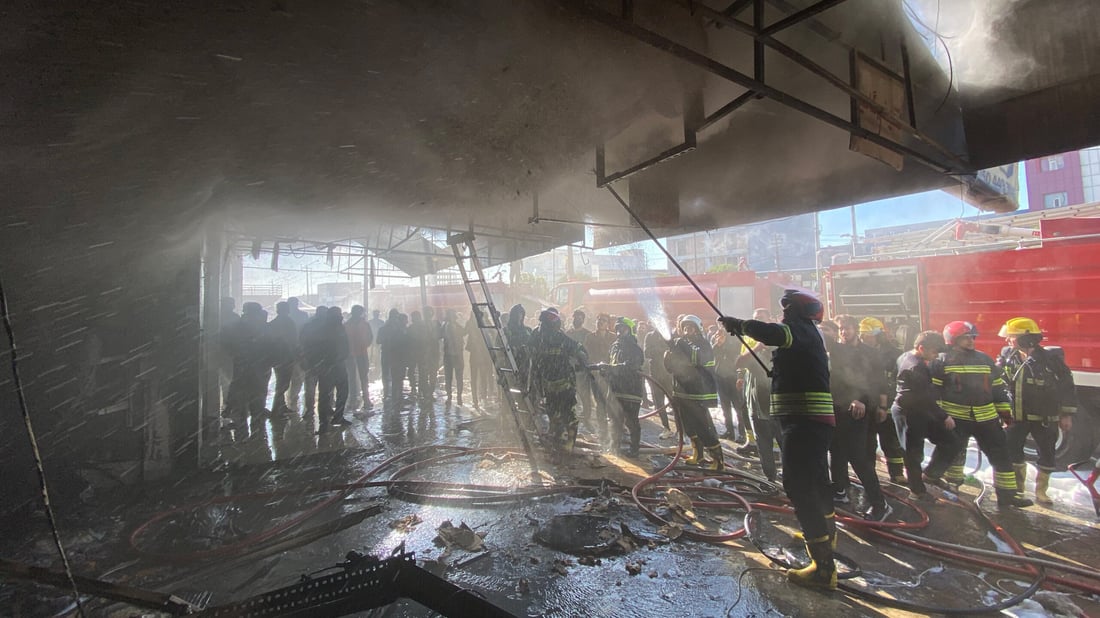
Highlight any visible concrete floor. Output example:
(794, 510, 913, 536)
(3, 378, 1099, 617)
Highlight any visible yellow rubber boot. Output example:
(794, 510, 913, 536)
(704, 444, 725, 471)
(1035, 471, 1053, 505)
(1013, 462, 1028, 495)
(794, 514, 837, 550)
(787, 536, 837, 591)
(683, 436, 706, 465)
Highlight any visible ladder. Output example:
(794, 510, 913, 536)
(447, 232, 543, 478)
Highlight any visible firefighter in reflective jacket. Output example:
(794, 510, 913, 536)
(931, 320, 1033, 508)
(664, 315, 723, 470)
(529, 308, 588, 458)
(720, 290, 836, 591)
(997, 317, 1077, 506)
(603, 317, 645, 457)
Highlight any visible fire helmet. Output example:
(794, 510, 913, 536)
(780, 289, 824, 322)
(859, 317, 885, 335)
(679, 314, 703, 332)
(943, 320, 978, 345)
(616, 317, 637, 336)
(998, 317, 1041, 338)
(999, 317, 1043, 347)
(539, 307, 561, 323)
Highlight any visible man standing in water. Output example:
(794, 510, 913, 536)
(720, 290, 837, 590)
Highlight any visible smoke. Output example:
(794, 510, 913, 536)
(905, 0, 1034, 90)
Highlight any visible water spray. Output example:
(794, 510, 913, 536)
(604, 185, 772, 376)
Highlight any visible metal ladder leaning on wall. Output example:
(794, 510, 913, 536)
(447, 232, 542, 480)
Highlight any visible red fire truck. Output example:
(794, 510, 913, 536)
(549, 270, 796, 331)
(825, 230, 1100, 467)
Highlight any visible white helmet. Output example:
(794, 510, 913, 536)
(679, 314, 703, 332)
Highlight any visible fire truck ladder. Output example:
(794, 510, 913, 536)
(447, 232, 543, 480)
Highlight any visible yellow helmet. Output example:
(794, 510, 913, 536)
(859, 317, 885, 334)
(998, 317, 1041, 338)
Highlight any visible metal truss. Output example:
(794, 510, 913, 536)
(578, 0, 975, 187)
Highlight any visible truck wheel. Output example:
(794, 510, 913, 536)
(1055, 395, 1099, 470)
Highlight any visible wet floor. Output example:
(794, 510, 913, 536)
(3, 378, 1100, 617)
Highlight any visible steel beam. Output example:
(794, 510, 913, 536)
(698, 90, 756, 132)
(709, 0, 756, 27)
(660, 0, 972, 173)
(569, 1, 966, 175)
(761, 0, 851, 36)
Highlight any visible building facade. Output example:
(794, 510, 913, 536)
(1025, 146, 1100, 209)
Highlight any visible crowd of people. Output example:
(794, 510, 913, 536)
(217, 290, 1084, 592)
(217, 297, 495, 435)
(718, 291, 1080, 591)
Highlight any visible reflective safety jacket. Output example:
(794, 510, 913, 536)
(741, 318, 834, 425)
(930, 348, 1010, 422)
(664, 334, 718, 405)
(529, 327, 587, 394)
(997, 345, 1077, 422)
(608, 333, 645, 402)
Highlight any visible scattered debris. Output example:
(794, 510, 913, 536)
(516, 578, 530, 594)
(657, 524, 684, 540)
(664, 488, 696, 522)
(1032, 590, 1086, 617)
(551, 558, 574, 576)
(578, 555, 602, 566)
(433, 520, 485, 552)
(625, 560, 644, 576)
(533, 514, 622, 554)
(389, 514, 423, 533)
(453, 551, 491, 569)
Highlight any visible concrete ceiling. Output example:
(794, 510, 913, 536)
(4, 0, 1099, 273)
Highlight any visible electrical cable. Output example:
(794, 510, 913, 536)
(604, 185, 772, 377)
(0, 274, 87, 617)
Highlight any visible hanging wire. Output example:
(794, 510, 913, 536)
(0, 274, 86, 617)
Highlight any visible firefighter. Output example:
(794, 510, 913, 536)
(891, 331, 960, 498)
(664, 315, 723, 470)
(931, 321, 1033, 508)
(829, 315, 892, 521)
(603, 317, 645, 457)
(859, 317, 907, 484)
(529, 308, 588, 460)
(997, 317, 1077, 506)
(720, 290, 837, 590)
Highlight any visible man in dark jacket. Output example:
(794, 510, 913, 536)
(317, 307, 351, 429)
(298, 306, 328, 419)
(860, 317, 906, 484)
(720, 290, 837, 591)
(267, 301, 299, 415)
(891, 331, 959, 498)
(829, 315, 891, 522)
(441, 309, 466, 405)
(644, 322, 675, 437)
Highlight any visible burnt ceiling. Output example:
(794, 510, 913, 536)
(4, 0, 1099, 272)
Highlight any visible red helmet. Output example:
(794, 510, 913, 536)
(943, 320, 978, 345)
(780, 289, 824, 322)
